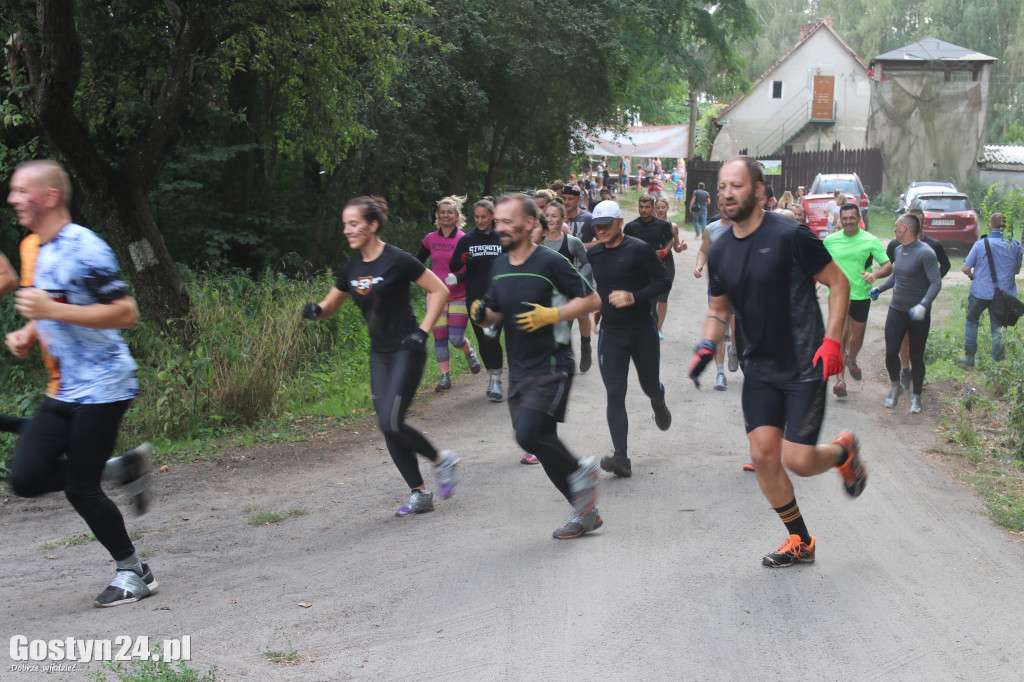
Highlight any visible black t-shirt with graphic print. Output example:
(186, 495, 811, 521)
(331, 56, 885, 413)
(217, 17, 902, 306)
(335, 244, 426, 353)
(708, 212, 832, 382)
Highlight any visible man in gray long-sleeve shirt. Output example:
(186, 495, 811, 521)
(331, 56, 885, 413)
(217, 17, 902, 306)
(870, 213, 942, 414)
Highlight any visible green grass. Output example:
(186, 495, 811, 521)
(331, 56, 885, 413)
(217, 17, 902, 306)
(246, 508, 308, 526)
(261, 636, 300, 665)
(87, 657, 218, 681)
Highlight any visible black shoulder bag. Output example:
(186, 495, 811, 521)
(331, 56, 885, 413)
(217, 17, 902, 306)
(984, 236, 1024, 326)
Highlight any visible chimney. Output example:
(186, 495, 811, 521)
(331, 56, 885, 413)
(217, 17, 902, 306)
(821, 17, 834, 28)
(799, 22, 814, 40)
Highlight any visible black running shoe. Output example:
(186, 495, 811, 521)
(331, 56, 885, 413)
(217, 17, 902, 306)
(762, 535, 815, 567)
(94, 564, 158, 607)
(652, 398, 672, 431)
(600, 455, 632, 478)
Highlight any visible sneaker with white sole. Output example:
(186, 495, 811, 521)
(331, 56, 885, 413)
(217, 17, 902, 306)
(486, 371, 503, 402)
(714, 372, 727, 391)
(434, 450, 459, 499)
(910, 393, 922, 414)
(93, 564, 158, 607)
(568, 457, 599, 519)
(520, 454, 539, 465)
(885, 381, 902, 408)
(395, 490, 434, 516)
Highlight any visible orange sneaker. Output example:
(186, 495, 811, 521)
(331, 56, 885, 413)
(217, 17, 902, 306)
(762, 534, 816, 567)
(833, 431, 867, 497)
(742, 462, 756, 472)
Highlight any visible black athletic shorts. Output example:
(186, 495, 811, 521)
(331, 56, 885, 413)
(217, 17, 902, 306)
(653, 257, 675, 303)
(741, 375, 826, 445)
(848, 298, 870, 324)
(508, 371, 573, 423)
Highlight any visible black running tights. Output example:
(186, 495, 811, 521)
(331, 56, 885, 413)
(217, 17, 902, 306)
(370, 349, 438, 489)
(598, 323, 664, 457)
(471, 321, 504, 370)
(8, 398, 135, 561)
(512, 407, 577, 502)
(884, 307, 930, 394)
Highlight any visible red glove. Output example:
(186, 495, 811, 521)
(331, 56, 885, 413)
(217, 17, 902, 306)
(657, 249, 668, 259)
(812, 337, 843, 380)
(688, 340, 716, 388)
(460, 252, 473, 264)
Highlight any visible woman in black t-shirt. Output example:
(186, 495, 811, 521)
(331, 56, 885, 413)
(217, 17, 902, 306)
(302, 196, 460, 517)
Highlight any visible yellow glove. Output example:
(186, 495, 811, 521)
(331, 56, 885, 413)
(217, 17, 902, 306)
(470, 299, 487, 325)
(515, 302, 561, 332)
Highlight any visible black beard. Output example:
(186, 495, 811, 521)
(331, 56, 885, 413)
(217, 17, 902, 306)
(726, 192, 759, 223)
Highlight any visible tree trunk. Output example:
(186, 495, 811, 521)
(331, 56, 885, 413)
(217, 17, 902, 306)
(5, 1, 228, 342)
(448, 128, 471, 195)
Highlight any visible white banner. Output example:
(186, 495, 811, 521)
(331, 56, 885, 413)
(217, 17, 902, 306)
(586, 125, 690, 158)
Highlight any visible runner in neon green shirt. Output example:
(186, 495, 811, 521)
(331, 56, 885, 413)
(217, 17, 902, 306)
(823, 203, 892, 397)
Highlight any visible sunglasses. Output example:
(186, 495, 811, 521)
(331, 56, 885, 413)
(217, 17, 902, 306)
(562, 187, 581, 196)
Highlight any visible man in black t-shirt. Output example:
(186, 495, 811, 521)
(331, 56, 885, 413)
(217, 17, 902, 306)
(624, 194, 675, 337)
(473, 193, 603, 540)
(690, 156, 867, 568)
(588, 200, 672, 478)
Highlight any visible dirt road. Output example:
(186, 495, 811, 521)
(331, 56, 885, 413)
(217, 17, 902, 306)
(3, 227, 1024, 680)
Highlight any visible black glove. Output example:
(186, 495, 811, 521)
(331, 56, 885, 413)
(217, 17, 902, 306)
(401, 329, 429, 352)
(302, 302, 322, 320)
(688, 339, 717, 388)
(470, 299, 487, 325)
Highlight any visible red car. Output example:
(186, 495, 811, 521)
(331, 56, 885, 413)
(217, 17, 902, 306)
(908, 192, 979, 247)
(799, 194, 863, 239)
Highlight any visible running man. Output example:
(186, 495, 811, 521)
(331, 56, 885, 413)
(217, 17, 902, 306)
(694, 196, 738, 391)
(869, 213, 942, 414)
(623, 195, 674, 340)
(690, 156, 867, 568)
(416, 196, 481, 392)
(6, 160, 155, 607)
(560, 185, 595, 372)
(588, 200, 672, 478)
(450, 199, 505, 401)
(305, 196, 459, 516)
(471, 193, 603, 539)
(823, 202, 891, 398)
(879, 207, 950, 390)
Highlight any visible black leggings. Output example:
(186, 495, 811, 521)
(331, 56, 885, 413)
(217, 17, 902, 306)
(369, 349, 438, 489)
(471, 321, 504, 370)
(8, 398, 135, 561)
(513, 408, 577, 502)
(0, 414, 26, 433)
(884, 307, 930, 394)
(598, 323, 664, 456)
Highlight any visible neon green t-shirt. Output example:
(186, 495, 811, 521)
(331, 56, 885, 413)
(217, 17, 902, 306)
(823, 229, 890, 300)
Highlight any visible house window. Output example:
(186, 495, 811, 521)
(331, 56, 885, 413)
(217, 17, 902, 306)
(772, 81, 783, 99)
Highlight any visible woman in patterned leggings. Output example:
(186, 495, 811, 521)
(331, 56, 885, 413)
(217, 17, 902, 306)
(416, 195, 481, 391)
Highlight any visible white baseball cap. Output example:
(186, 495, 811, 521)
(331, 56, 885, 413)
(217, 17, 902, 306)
(591, 200, 622, 225)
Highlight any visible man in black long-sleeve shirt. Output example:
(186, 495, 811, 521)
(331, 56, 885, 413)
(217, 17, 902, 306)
(587, 200, 672, 478)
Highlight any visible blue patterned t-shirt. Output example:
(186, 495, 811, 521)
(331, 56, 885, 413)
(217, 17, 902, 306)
(33, 223, 139, 403)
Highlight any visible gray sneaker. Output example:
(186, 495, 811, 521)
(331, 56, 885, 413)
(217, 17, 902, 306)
(910, 393, 923, 414)
(568, 457, 599, 518)
(486, 371, 503, 402)
(93, 564, 158, 608)
(727, 344, 739, 372)
(395, 490, 434, 516)
(552, 508, 603, 539)
(714, 372, 727, 391)
(466, 349, 482, 374)
(434, 450, 459, 499)
(120, 443, 153, 516)
(885, 381, 902, 408)
(435, 372, 452, 392)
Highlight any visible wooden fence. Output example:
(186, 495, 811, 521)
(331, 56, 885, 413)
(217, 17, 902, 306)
(685, 144, 884, 213)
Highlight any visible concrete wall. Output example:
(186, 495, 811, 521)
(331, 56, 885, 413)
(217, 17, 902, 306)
(979, 166, 1024, 190)
(712, 29, 869, 160)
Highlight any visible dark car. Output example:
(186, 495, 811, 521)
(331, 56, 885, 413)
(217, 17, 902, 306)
(897, 181, 957, 214)
(808, 173, 870, 228)
(908, 192, 979, 247)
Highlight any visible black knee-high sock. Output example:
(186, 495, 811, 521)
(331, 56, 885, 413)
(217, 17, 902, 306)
(774, 498, 811, 545)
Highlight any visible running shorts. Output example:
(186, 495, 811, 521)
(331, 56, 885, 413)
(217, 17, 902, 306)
(741, 376, 826, 446)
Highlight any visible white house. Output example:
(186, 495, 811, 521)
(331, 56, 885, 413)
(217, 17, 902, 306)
(711, 19, 870, 161)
